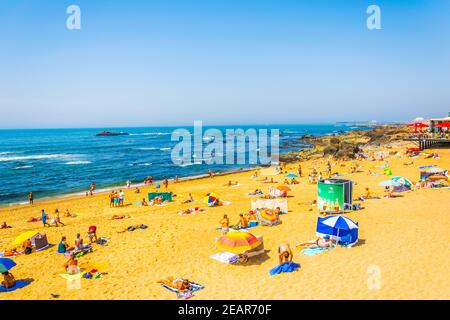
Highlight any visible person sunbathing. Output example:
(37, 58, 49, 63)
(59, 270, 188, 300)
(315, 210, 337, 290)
(283, 179, 290, 185)
(1, 271, 16, 289)
(141, 198, 148, 206)
(64, 254, 79, 275)
(75, 233, 84, 250)
(112, 214, 131, 220)
(158, 277, 192, 293)
(3, 248, 20, 257)
(234, 214, 249, 229)
(300, 235, 334, 249)
(291, 178, 299, 184)
(278, 243, 293, 264)
(182, 193, 194, 203)
(23, 238, 33, 255)
(63, 209, 72, 217)
(360, 187, 372, 199)
(27, 216, 41, 222)
(1, 222, 10, 229)
(176, 279, 192, 293)
(58, 236, 74, 254)
(134, 187, 140, 194)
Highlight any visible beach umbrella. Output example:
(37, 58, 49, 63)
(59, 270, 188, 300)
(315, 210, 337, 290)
(407, 147, 420, 152)
(257, 208, 280, 226)
(203, 195, 218, 206)
(426, 167, 445, 174)
(286, 173, 298, 178)
(216, 230, 261, 254)
(434, 122, 450, 128)
(276, 186, 291, 192)
(407, 122, 428, 133)
(378, 180, 401, 187)
(0, 258, 16, 273)
(12, 230, 38, 246)
(319, 216, 359, 243)
(391, 176, 413, 187)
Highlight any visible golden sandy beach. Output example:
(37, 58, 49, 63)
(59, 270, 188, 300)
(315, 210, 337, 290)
(1, 142, 449, 300)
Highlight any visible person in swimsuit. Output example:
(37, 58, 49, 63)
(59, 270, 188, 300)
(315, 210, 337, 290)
(141, 198, 148, 206)
(75, 233, 84, 250)
(54, 209, 65, 227)
(28, 192, 34, 205)
(1, 271, 16, 289)
(176, 279, 192, 293)
(64, 254, 79, 275)
(278, 243, 293, 264)
(235, 214, 248, 229)
(219, 215, 229, 233)
(87, 226, 98, 243)
(23, 238, 33, 255)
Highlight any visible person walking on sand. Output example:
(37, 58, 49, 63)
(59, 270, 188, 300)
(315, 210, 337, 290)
(163, 179, 169, 190)
(297, 164, 302, 177)
(54, 209, 65, 227)
(278, 243, 293, 265)
(28, 192, 34, 205)
(41, 209, 50, 227)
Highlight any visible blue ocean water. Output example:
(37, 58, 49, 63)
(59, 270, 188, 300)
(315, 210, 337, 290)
(0, 124, 363, 205)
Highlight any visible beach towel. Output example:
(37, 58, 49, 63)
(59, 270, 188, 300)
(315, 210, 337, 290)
(159, 279, 204, 299)
(0, 280, 32, 293)
(269, 262, 300, 276)
(301, 245, 335, 256)
(209, 252, 239, 264)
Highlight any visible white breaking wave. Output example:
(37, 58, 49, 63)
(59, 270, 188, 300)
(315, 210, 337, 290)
(14, 165, 34, 169)
(129, 163, 152, 166)
(129, 132, 171, 136)
(0, 154, 77, 162)
(160, 147, 171, 151)
(135, 147, 158, 151)
(65, 161, 92, 165)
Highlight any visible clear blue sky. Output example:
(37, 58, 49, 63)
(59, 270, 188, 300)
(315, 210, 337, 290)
(0, 0, 449, 128)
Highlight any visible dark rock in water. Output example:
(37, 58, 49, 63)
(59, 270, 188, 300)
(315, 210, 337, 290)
(96, 131, 129, 137)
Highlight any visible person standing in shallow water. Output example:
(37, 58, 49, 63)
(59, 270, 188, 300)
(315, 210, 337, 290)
(28, 192, 33, 205)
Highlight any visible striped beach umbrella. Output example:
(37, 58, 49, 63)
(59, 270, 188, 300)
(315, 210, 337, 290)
(216, 230, 261, 254)
(391, 176, 413, 187)
(203, 194, 218, 206)
(0, 258, 16, 273)
(257, 208, 281, 226)
(12, 230, 38, 246)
